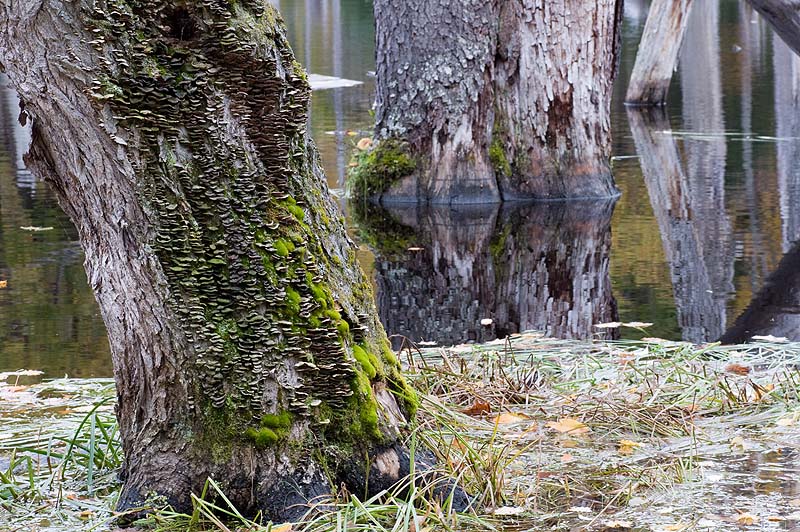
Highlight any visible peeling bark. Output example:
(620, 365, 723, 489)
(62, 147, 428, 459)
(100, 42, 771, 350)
(0, 0, 420, 521)
(625, 0, 694, 105)
(368, 0, 622, 203)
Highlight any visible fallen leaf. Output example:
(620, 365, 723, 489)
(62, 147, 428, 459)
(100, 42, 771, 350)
(735, 512, 759, 525)
(730, 436, 746, 450)
(662, 524, 688, 531)
(767, 515, 785, 522)
(493, 412, 528, 424)
(0, 280, 6, 289)
(356, 137, 372, 150)
(547, 417, 590, 435)
(725, 363, 751, 375)
(20, 226, 54, 232)
(493, 506, 525, 516)
(78, 510, 94, 520)
(595, 322, 622, 329)
(271, 525, 293, 532)
(618, 439, 643, 454)
(463, 400, 491, 416)
(560, 453, 574, 463)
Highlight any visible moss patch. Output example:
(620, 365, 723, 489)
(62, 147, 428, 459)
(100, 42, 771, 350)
(346, 139, 416, 200)
(489, 137, 511, 177)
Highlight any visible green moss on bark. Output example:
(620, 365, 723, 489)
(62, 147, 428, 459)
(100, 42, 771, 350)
(346, 140, 416, 200)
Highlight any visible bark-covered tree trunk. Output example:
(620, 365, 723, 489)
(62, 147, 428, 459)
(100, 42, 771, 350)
(0, 0, 423, 521)
(358, 0, 623, 204)
(625, 0, 694, 105)
(747, 0, 800, 57)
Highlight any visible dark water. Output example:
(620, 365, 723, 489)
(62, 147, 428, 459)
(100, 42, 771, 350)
(1, 0, 798, 376)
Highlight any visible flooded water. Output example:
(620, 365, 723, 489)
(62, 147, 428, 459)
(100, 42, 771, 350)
(1, 0, 800, 376)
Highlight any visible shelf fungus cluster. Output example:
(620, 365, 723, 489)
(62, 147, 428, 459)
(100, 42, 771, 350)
(80, 0, 413, 458)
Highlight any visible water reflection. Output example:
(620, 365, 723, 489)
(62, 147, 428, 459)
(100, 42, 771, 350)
(354, 201, 619, 348)
(0, 76, 111, 378)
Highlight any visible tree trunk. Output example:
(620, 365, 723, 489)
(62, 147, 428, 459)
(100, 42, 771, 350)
(354, 201, 618, 345)
(747, 0, 800, 57)
(720, 241, 800, 344)
(0, 0, 422, 521)
(363, 0, 622, 204)
(625, 0, 694, 105)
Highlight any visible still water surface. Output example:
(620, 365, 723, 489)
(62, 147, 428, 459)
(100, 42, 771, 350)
(1, 0, 799, 376)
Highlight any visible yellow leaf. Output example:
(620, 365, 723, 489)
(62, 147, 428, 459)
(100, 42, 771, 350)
(735, 512, 759, 525)
(618, 439, 643, 454)
(547, 417, 590, 435)
(0, 280, 6, 289)
(356, 137, 373, 150)
(271, 525, 293, 532)
(493, 412, 528, 425)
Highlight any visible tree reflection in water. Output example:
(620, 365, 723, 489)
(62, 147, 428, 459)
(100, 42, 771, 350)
(352, 200, 619, 349)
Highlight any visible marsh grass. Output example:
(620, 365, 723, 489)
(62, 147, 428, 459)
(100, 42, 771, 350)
(3, 335, 800, 530)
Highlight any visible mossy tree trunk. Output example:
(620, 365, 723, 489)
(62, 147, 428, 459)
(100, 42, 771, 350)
(361, 0, 622, 204)
(0, 0, 420, 521)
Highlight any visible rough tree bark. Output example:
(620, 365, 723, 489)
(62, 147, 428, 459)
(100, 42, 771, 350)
(354, 201, 618, 345)
(747, 0, 800, 56)
(355, 0, 623, 204)
(0, 0, 426, 521)
(625, 0, 694, 105)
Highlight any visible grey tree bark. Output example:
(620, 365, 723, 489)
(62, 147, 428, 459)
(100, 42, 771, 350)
(362, 0, 623, 204)
(0, 0, 423, 520)
(354, 201, 618, 344)
(747, 0, 800, 56)
(625, 0, 694, 105)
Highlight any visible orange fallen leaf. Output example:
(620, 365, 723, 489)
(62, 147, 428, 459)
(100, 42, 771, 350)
(0, 280, 6, 289)
(547, 417, 590, 435)
(618, 439, 643, 454)
(493, 412, 528, 424)
(271, 524, 293, 532)
(463, 400, 491, 416)
(356, 137, 373, 150)
(735, 512, 759, 525)
(725, 363, 751, 375)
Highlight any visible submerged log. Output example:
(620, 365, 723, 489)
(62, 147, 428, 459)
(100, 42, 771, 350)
(625, 0, 694, 105)
(358, 0, 623, 204)
(0, 0, 429, 521)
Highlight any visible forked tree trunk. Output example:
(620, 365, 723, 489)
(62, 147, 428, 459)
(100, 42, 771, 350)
(625, 0, 694, 105)
(0, 0, 422, 521)
(363, 0, 623, 204)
